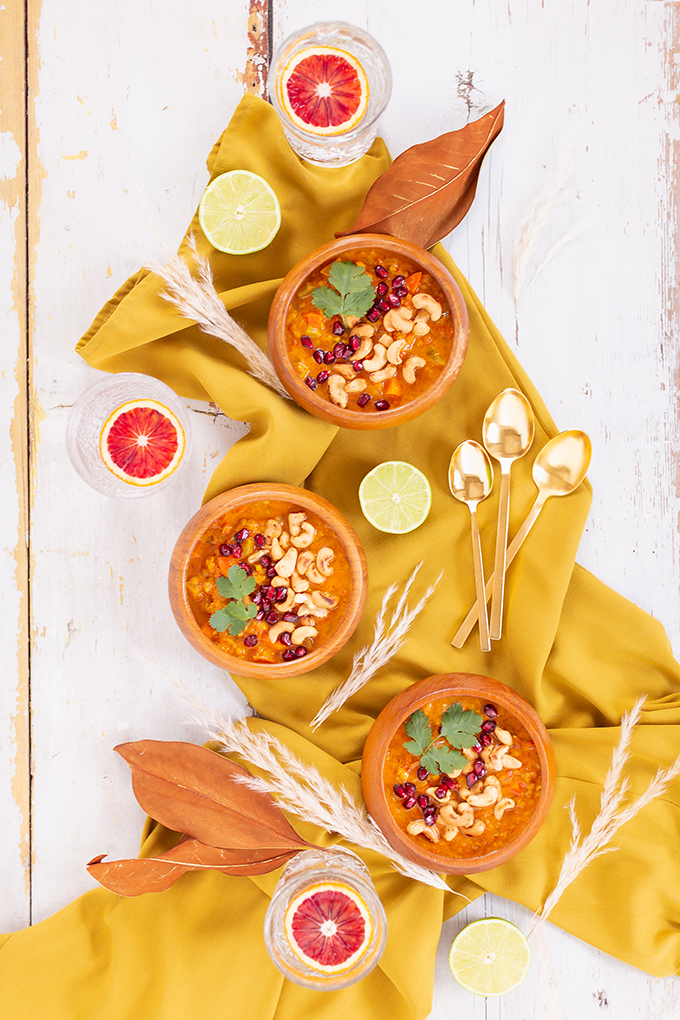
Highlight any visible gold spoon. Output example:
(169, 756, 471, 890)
(482, 389, 535, 641)
(449, 441, 494, 652)
(451, 429, 592, 648)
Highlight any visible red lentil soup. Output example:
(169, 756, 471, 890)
(383, 696, 542, 859)
(285, 246, 454, 415)
(186, 501, 352, 665)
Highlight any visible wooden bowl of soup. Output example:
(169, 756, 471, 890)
(268, 235, 469, 429)
(361, 673, 555, 874)
(169, 484, 368, 678)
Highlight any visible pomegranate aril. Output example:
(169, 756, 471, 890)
(377, 298, 391, 313)
(256, 609, 266, 621)
(239, 562, 252, 575)
(305, 376, 318, 391)
(243, 634, 258, 647)
(473, 742, 482, 753)
(417, 794, 429, 809)
(392, 274, 405, 288)
(261, 599, 272, 613)
(434, 786, 448, 799)
(333, 342, 346, 359)
(375, 265, 388, 278)
(313, 349, 324, 364)
(282, 612, 299, 623)
(481, 719, 496, 733)
(235, 528, 249, 542)
(402, 795, 417, 809)
(322, 352, 335, 365)
(300, 335, 314, 349)
(481, 732, 492, 747)
(375, 400, 390, 411)
(396, 285, 409, 298)
(266, 566, 277, 578)
(352, 361, 364, 372)
(219, 543, 233, 557)
(417, 766, 429, 781)
(473, 759, 485, 776)
(424, 814, 438, 826)
(316, 370, 330, 383)
(275, 587, 289, 602)
(254, 533, 266, 548)
(259, 554, 272, 567)
(295, 646, 308, 658)
(441, 776, 457, 790)
(466, 772, 479, 788)
(366, 307, 381, 322)
(357, 393, 371, 408)
(404, 782, 416, 796)
(264, 586, 277, 600)
(252, 591, 263, 605)
(282, 649, 296, 662)
(279, 631, 292, 646)
(332, 320, 345, 336)
(265, 611, 278, 625)
(231, 543, 243, 558)
(423, 805, 436, 818)
(483, 703, 498, 718)
(349, 335, 362, 351)
(387, 293, 401, 307)
(393, 783, 406, 798)
(376, 281, 389, 297)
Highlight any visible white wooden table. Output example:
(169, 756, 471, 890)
(2, 1, 679, 1015)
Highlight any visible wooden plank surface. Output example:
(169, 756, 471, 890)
(1, 0, 678, 1015)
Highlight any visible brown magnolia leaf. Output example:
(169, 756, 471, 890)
(115, 740, 318, 854)
(336, 100, 505, 249)
(87, 838, 299, 896)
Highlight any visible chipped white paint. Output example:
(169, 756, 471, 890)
(1, 0, 678, 1016)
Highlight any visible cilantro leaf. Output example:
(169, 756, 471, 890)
(440, 703, 483, 750)
(403, 709, 432, 756)
(216, 565, 257, 601)
(311, 260, 375, 326)
(210, 600, 257, 636)
(420, 744, 468, 775)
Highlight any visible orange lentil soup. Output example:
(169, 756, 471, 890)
(285, 246, 454, 415)
(383, 696, 542, 859)
(186, 501, 352, 666)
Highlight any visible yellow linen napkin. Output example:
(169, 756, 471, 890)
(3, 93, 679, 1018)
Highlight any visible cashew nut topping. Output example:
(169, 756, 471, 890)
(386, 338, 407, 365)
(332, 364, 356, 380)
(270, 576, 289, 588)
(287, 512, 306, 537)
(369, 365, 397, 383)
(316, 547, 334, 576)
(311, 590, 340, 609)
(264, 519, 282, 539)
(464, 820, 486, 837)
(295, 551, 314, 577)
(362, 343, 388, 371)
(267, 620, 295, 644)
(305, 563, 325, 585)
(290, 522, 316, 549)
(382, 307, 413, 333)
(495, 727, 513, 745)
(274, 547, 297, 578)
(345, 379, 367, 394)
(412, 293, 442, 321)
(276, 588, 296, 612)
(247, 549, 266, 564)
(291, 625, 318, 645)
(352, 338, 374, 361)
(345, 315, 360, 329)
(407, 819, 426, 836)
(279, 531, 290, 549)
(503, 755, 522, 769)
(487, 745, 510, 771)
(270, 537, 285, 562)
(327, 374, 348, 407)
(412, 320, 430, 337)
(290, 571, 310, 593)
(494, 797, 516, 821)
(443, 826, 458, 842)
(348, 323, 375, 338)
(402, 356, 426, 385)
(422, 824, 440, 842)
(461, 747, 477, 762)
(467, 783, 500, 809)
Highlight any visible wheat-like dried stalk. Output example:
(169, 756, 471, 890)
(513, 145, 580, 306)
(529, 697, 680, 938)
(146, 236, 290, 400)
(310, 564, 442, 730)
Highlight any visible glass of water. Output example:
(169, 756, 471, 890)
(270, 22, 392, 167)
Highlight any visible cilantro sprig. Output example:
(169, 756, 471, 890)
(209, 565, 257, 636)
(311, 261, 375, 326)
(403, 703, 483, 775)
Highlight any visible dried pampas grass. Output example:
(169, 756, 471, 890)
(529, 697, 680, 938)
(310, 564, 442, 730)
(146, 236, 290, 400)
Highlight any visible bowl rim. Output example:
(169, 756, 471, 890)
(361, 672, 556, 874)
(267, 233, 470, 430)
(168, 483, 368, 679)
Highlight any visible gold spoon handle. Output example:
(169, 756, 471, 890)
(452, 493, 546, 648)
(469, 506, 491, 652)
(489, 467, 511, 641)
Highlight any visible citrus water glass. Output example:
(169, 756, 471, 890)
(270, 22, 392, 167)
(66, 372, 191, 498)
(263, 848, 387, 990)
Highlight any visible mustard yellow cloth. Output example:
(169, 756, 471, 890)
(3, 93, 679, 1018)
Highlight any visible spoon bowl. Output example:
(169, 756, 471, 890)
(482, 389, 535, 640)
(451, 429, 591, 647)
(449, 441, 494, 651)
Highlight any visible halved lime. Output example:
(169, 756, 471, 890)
(358, 461, 431, 534)
(198, 170, 281, 255)
(448, 917, 531, 996)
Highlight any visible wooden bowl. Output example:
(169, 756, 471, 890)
(268, 234, 469, 429)
(168, 484, 368, 679)
(361, 673, 556, 874)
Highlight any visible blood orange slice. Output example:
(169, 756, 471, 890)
(283, 881, 373, 973)
(279, 46, 369, 136)
(99, 399, 186, 487)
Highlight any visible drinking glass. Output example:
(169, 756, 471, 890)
(270, 22, 392, 167)
(263, 848, 387, 990)
(66, 372, 191, 498)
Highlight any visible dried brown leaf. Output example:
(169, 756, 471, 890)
(87, 839, 299, 896)
(336, 101, 505, 248)
(115, 740, 317, 853)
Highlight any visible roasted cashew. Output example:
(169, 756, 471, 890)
(386, 338, 407, 365)
(412, 321, 430, 337)
(494, 797, 516, 821)
(362, 343, 388, 371)
(316, 547, 335, 576)
(467, 784, 500, 808)
(332, 364, 356, 380)
(503, 755, 522, 769)
(276, 588, 296, 612)
(402, 356, 426, 384)
(290, 571, 310, 593)
(291, 625, 318, 645)
(407, 819, 426, 836)
(422, 824, 440, 843)
(352, 338, 374, 360)
(461, 747, 477, 762)
(274, 547, 298, 578)
(349, 323, 375, 338)
(279, 531, 290, 549)
(290, 522, 316, 549)
(463, 820, 486, 837)
(383, 307, 413, 333)
(487, 745, 509, 772)
(264, 519, 282, 539)
(267, 620, 295, 644)
(495, 727, 513, 745)
(247, 549, 266, 564)
(345, 379, 367, 394)
(311, 590, 340, 610)
(287, 512, 306, 537)
(270, 537, 285, 562)
(345, 315, 360, 329)
(439, 804, 474, 828)
(443, 826, 458, 842)
(412, 293, 442, 320)
(328, 374, 348, 408)
(270, 576, 289, 588)
(295, 551, 314, 577)
(305, 563, 325, 585)
(369, 365, 397, 383)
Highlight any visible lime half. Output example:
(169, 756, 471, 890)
(358, 461, 431, 534)
(448, 918, 531, 997)
(198, 170, 281, 255)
